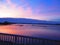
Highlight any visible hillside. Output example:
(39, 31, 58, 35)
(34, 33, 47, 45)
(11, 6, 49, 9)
(0, 18, 60, 24)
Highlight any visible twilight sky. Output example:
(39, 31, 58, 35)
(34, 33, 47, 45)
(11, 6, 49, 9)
(0, 0, 60, 21)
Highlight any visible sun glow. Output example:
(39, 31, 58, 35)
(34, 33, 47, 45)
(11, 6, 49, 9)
(0, 9, 12, 17)
(0, 4, 20, 18)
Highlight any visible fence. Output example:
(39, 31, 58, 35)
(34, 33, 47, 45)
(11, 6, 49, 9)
(0, 33, 60, 45)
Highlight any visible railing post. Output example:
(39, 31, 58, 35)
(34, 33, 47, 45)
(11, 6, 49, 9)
(15, 36, 17, 44)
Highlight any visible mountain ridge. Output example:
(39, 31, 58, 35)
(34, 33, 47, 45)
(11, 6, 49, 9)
(0, 18, 60, 24)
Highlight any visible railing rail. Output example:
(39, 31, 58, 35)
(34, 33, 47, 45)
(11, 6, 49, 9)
(0, 33, 60, 45)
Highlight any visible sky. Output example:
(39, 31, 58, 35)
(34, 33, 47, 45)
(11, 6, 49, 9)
(0, 0, 60, 21)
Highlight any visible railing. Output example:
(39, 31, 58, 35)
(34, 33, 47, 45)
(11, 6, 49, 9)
(0, 33, 60, 45)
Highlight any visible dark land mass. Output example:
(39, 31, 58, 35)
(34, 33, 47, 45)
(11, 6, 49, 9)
(0, 21, 15, 25)
(0, 18, 60, 25)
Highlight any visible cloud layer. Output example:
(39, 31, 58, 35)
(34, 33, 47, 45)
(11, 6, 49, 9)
(0, 0, 60, 21)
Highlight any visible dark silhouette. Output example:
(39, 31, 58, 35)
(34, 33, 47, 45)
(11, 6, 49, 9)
(0, 18, 60, 25)
(0, 21, 15, 25)
(0, 33, 60, 45)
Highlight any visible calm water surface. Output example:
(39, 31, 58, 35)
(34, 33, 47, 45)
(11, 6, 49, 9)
(0, 24, 60, 40)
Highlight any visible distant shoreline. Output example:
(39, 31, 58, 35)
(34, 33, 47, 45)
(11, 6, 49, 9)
(0, 23, 60, 25)
(0, 21, 15, 25)
(0, 21, 60, 25)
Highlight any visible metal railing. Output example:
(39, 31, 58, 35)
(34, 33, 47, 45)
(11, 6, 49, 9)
(0, 33, 60, 45)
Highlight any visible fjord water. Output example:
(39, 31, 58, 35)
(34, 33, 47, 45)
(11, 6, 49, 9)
(0, 24, 60, 40)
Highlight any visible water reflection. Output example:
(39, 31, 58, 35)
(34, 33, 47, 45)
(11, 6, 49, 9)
(0, 24, 60, 40)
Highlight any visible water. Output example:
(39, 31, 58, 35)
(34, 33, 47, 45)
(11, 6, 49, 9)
(0, 24, 60, 40)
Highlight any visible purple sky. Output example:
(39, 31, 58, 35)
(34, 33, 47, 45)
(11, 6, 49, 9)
(0, 0, 60, 21)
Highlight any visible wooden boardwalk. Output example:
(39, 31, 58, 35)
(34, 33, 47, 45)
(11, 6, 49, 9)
(0, 33, 60, 45)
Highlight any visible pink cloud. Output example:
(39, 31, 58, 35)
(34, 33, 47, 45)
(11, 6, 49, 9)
(6, 0, 11, 5)
(0, 0, 59, 20)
